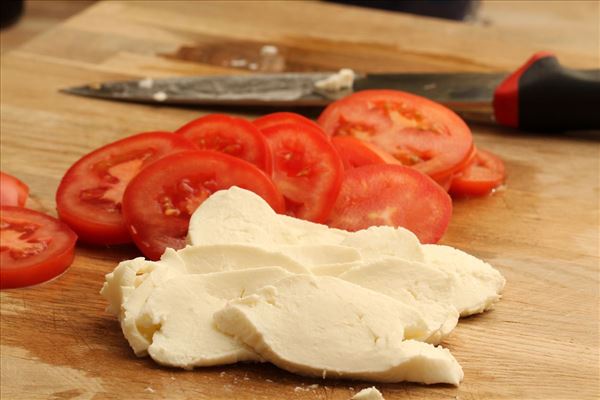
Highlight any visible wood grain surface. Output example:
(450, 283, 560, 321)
(1, 1, 599, 399)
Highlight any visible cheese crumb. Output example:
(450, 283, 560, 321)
(138, 78, 154, 89)
(315, 68, 355, 91)
(152, 91, 168, 102)
(352, 387, 384, 400)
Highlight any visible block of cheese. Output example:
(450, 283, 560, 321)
(423, 245, 506, 316)
(214, 275, 463, 385)
(138, 267, 293, 368)
(338, 258, 459, 344)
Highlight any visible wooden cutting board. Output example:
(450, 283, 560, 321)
(1, 1, 598, 399)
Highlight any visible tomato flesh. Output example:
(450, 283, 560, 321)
(331, 136, 400, 169)
(176, 114, 272, 173)
(317, 90, 473, 181)
(261, 123, 343, 223)
(327, 164, 452, 244)
(1, 172, 29, 207)
(253, 112, 324, 134)
(449, 149, 506, 197)
(1, 206, 77, 289)
(56, 132, 197, 245)
(122, 150, 284, 260)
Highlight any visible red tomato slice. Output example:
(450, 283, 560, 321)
(327, 164, 452, 244)
(176, 114, 272, 173)
(261, 123, 343, 223)
(56, 132, 197, 245)
(0, 172, 29, 207)
(121, 150, 285, 260)
(433, 146, 477, 191)
(331, 136, 401, 169)
(1, 206, 77, 289)
(253, 112, 323, 133)
(449, 149, 506, 197)
(317, 90, 473, 181)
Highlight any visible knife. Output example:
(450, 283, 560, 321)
(62, 52, 599, 131)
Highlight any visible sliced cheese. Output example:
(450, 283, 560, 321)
(139, 267, 293, 369)
(340, 226, 424, 263)
(338, 258, 459, 344)
(214, 275, 463, 384)
(423, 245, 506, 316)
(177, 244, 310, 274)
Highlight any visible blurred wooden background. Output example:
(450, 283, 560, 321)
(2, 0, 598, 57)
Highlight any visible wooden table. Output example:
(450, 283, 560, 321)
(1, 1, 598, 399)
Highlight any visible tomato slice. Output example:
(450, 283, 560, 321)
(121, 150, 285, 260)
(331, 136, 400, 169)
(1, 206, 77, 289)
(253, 112, 324, 133)
(327, 164, 452, 244)
(0, 172, 29, 207)
(317, 90, 473, 181)
(56, 132, 197, 245)
(261, 123, 343, 223)
(433, 146, 477, 191)
(176, 114, 272, 173)
(449, 149, 506, 197)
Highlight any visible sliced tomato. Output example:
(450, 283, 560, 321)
(327, 164, 452, 244)
(434, 146, 477, 191)
(317, 90, 473, 181)
(253, 112, 324, 134)
(122, 150, 284, 260)
(449, 149, 506, 197)
(176, 114, 272, 173)
(1, 172, 29, 207)
(1, 206, 77, 289)
(331, 136, 401, 169)
(56, 132, 197, 245)
(261, 123, 343, 223)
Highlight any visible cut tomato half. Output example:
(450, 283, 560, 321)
(317, 90, 473, 182)
(1, 206, 77, 289)
(122, 150, 284, 260)
(331, 136, 400, 169)
(253, 112, 324, 134)
(176, 114, 272, 173)
(56, 132, 197, 245)
(327, 164, 452, 244)
(1, 172, 29, 207)
(261, 123, 343, 223)
(449, 149, 506, 197)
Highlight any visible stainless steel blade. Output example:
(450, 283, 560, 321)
(60, 71, 508, 121)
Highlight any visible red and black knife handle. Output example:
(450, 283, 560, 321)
(493, 52, 600, 131)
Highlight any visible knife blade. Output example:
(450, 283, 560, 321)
(62, 52, 600, 131)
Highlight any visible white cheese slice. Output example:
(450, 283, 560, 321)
(352, 387, 385, 400)
(139, 267, 293, 369)
(277, 244, 361, 266)
(340, 226, 424, 263)
(214, 275, 463, 384)
(422, 245, 506, 316)
(176, 244, 310, 274)
(338, 258, 459, 344)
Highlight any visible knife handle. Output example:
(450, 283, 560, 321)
(493, 52, 600, 131)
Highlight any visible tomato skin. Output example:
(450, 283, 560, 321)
(56, 132, 197, 245)
(317, 90, 473, 182)
(253, 112, 323, 133)
(1, 206, 77, 289)
(0, 172, 29, 207)
(261, 123, 344, 223)
(327, 164, 452, 244)
(331, 136, 400, 169)
(449, 149, 506, 197)
(176, 114, 273, 174)
(122, 150, 285, 260)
